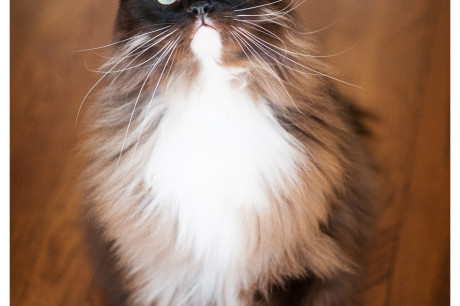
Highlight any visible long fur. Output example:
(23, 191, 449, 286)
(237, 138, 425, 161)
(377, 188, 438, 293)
(80, 0, 375, 305)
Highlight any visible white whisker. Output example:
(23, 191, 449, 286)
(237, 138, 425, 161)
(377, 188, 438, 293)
(232, 29, 312, 121)
(235, 19, 286, 45)
(115, 39, 178, 170)
(103, 35, 178, 96)
(76, 49, 142, 126)
(76, 30, 180, 126)
(93, 29, 178, 74)
(237, 27, 363, 88)
(129, 38, 180, 166)
(241, 25, 356, 58)
(229, 30, 260, 71)
(232, 0, 306, 25)
(234, 0, 301, 18)
(74, 25, 171, 52)
(296, 20, 337, 35)
(234, 26, 316, 77)
(233, 0, 283, 12)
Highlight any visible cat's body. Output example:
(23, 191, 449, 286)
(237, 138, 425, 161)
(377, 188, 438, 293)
(81, 0, 375, 305)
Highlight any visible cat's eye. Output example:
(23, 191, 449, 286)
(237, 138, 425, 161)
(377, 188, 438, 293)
(157, 0, 179, 5)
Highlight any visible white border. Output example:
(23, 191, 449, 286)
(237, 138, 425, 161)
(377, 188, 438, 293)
(451, 0, 456, 304)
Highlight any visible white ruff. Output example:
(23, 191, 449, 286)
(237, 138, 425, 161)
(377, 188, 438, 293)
(133, 27, 303, 305)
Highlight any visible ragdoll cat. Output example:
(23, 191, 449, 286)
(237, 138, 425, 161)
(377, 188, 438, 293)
(80, 0, 375, 305)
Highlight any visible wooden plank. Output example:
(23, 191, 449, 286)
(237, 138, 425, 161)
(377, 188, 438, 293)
(386, 0, 450, 304)
(11, 0, 116, 304)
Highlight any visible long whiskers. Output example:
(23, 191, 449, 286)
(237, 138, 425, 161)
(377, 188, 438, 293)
(230, 29, 310, 121)
(232, 26, 315, 77)
(129, 39, 180, 167)
(233, 0, 294, 18)
(236, 26, 362, 88)
(74, 25, 171, 53)
(76, 28, 176, 126)
(89, 29, 178, 74)
(101, 34, 177, 104)
(233, 0, 283, 12)
(115, 35, 180, 170)
(83, 30, 169, 74)
(240, 26, 356, 58)
(295, 20, 337, 35)
(231, 0, 306, 24)
(234, 19, 287, 46)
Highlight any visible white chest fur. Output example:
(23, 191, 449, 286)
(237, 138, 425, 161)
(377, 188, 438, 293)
(140, 69, 301, 304)
(135, 27, 303, 305)
(147, 68, 300, 241)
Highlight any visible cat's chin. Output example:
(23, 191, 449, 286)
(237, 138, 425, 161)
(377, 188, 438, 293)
(190, 21, 221, 61)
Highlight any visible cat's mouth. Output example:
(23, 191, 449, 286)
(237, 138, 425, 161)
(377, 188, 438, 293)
(200, 23, 217, 32)
(193, 16, 218, 36)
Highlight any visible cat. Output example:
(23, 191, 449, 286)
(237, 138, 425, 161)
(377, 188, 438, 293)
(80, 0, 375, 305)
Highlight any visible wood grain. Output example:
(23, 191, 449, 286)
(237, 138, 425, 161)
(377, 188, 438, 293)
(11, 0, 449, 305)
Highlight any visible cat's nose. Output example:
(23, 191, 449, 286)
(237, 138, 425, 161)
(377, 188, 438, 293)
(188, 1, 213, 16)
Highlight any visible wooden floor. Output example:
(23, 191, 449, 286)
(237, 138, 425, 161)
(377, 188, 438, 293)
(11, 0, 450, 305)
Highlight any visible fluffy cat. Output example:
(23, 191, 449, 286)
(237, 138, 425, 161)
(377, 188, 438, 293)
(80, 0, 375, 305)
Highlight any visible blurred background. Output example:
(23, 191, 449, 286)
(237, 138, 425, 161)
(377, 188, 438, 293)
(11, 0, 449, 305)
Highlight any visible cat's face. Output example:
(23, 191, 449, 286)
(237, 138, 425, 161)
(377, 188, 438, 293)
(114, 0, 298, 69)
(116, 0, 249, 28)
